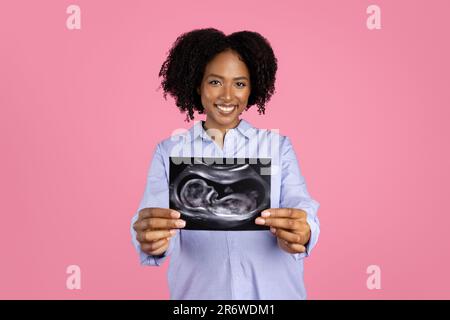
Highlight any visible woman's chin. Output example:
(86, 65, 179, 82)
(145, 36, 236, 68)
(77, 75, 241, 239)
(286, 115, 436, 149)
(209, 112, 240, 125)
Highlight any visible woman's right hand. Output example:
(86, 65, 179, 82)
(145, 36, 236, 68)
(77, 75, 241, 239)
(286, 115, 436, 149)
(133, 208, 186, 256)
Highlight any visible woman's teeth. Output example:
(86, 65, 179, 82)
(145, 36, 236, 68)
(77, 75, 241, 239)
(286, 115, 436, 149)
(216, 104, 236, 113)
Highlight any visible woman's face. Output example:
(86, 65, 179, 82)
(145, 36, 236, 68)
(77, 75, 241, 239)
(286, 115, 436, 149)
(197, 50, 251, 131)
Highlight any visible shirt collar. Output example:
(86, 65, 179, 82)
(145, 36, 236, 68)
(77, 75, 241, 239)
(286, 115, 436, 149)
(190, 119, 255, 141)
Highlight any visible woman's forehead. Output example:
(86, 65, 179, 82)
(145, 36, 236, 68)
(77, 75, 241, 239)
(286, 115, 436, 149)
(204, 51, 249, 77)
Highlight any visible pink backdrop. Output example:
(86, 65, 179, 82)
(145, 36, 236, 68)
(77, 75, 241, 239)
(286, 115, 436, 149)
(1, 0, 449, 299)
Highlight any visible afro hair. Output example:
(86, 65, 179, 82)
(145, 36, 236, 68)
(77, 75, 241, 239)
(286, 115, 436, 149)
(158, 28, 278, 121)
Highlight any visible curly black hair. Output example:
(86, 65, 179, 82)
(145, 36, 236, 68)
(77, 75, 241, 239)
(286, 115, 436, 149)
(158, 28, 278, 122)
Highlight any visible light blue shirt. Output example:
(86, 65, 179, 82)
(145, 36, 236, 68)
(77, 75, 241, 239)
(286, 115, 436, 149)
(130, 119, 320, 299)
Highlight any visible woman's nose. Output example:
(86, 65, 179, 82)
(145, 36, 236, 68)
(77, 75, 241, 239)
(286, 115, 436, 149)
(220, 84, 233, 101)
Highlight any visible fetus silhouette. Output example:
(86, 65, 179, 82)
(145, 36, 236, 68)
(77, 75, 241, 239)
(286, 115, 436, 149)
(180, 179, 258, 217)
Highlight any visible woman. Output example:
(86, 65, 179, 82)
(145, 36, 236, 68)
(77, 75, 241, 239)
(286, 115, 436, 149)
(131, 28, 320, 299)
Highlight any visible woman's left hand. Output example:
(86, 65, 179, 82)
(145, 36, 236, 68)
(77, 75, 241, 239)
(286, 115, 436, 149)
(255, 208, 311, 254)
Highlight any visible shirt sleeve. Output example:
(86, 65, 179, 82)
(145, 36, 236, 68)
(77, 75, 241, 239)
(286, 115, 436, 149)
(130, 142, 180, 266)
(279, 136, 320, 261)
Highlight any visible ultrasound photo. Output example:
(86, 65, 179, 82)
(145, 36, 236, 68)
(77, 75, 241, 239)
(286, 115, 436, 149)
(169, 157, 271, 230)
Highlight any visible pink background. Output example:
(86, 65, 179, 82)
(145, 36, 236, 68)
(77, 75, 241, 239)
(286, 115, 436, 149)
(1, 0, 449, 299)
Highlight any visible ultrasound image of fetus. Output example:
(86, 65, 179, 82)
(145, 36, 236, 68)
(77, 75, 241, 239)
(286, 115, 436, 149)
(169, 161, 270, 229)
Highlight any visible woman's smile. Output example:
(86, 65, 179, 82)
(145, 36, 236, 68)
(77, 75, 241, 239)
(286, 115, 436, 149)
(215, 104, 238, 115)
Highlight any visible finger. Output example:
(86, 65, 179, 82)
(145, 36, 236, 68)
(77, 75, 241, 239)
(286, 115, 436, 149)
(148, 239, 170, 256)
(133, 218, 152, 231)
(275, 229, 306, 244)
(139, 208, 180, 219)
(148, 243, 169, 256)
(261, 208, 306, 219)
(256, 217, 302, 230)
(286, 242, 306, 253)
(141, 238, 168, 254)
(146, 217, 186, 230)
(141, 229, 177, 242)
(134, 218, 158, 231)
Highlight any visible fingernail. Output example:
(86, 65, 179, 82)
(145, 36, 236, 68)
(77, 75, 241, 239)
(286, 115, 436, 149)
(169, 229, 177, 236)
(255, 217, 265, 225)
(176, 220, 186, 228)
(270, 227, 276, 234)
(171, 210, 180, 219)
(261, 211, 270, 217)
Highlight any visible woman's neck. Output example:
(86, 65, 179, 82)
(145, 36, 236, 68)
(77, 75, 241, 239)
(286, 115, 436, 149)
(202, 119, 241, 148)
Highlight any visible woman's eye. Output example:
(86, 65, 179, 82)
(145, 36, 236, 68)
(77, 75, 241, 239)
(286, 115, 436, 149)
(208, 80, 246, 87)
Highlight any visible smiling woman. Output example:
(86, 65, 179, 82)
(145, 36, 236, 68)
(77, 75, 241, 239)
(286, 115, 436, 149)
(131, 28, 321, 300)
